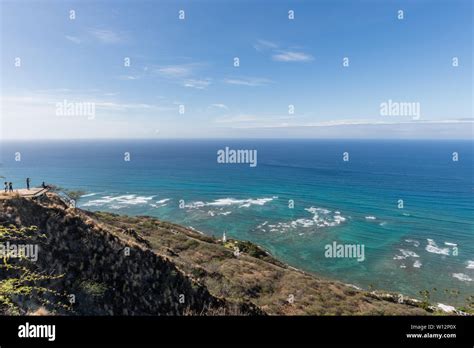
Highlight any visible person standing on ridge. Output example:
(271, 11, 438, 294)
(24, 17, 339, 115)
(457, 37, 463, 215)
(26, 178, 30, 190)
(4, 182, 7, 193)
(8, 182, 13, 193)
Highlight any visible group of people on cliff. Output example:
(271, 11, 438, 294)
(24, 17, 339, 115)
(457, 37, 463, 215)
(3, 178, 49, 193)
(4, 181, 13, 193)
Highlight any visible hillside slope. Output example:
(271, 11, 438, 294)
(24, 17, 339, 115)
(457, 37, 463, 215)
(0, 193, 259, 315)
(0, 193, 432, 315)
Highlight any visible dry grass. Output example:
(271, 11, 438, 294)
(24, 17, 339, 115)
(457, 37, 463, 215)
(86, 210, 431, 316)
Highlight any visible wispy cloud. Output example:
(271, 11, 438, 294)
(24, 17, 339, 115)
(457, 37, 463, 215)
(272, 50, 314, 62)
(223, 77, 272, 87)
(117, 75, 140, 80)
(253, 39, 278, 52)
(1, 92, 177, 139)
(225, 118, 474, 129)
(156, 63, 211, 89)
(209, 103, 229, 110)
(183, 78, 212, 90)
(65, 35, 81, 44)
(89, 28, 124, 43)
(157, 64, 195, 78)
(255, 39, 314, 63)
(1, 92, 174, 115)
(93, 101, 172, 112)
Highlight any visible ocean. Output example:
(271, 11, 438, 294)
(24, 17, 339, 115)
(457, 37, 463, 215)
(1, 139, 473, 306)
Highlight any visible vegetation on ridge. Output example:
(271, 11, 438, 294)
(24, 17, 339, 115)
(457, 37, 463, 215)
(0, 225, 70, 315)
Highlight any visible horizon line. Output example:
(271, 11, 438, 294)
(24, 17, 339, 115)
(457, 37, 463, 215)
(1, 137, 473, 142)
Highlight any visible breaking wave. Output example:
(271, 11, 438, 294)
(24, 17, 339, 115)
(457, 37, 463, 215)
(185, 196, 278, 209)
(82, 194, 155, 209)
(425, 239, 450, 255)
(393, 249, 420, 260)
(452, 273, 472, 282)
(260, 207, 346, 233)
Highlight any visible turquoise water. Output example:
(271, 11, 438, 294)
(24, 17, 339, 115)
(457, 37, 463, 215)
(1, 139, 473, 305)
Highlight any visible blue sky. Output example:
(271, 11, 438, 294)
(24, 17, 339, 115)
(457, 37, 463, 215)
(1, 0, 472, 139)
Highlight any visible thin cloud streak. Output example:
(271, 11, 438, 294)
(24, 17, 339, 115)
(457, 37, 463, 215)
(88, 28, 124, 43)
(254, 39, 314, 62)
(253, 39, 278, 52)
(223, 77, 273, 87)
(272, 51, 314, 62)
(209, 103, 229, 110)
(226, 118, 474, 129)
(65, 35, 81, 44)
(156, 63, 211, 89)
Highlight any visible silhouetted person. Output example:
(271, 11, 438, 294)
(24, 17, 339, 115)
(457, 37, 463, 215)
(4, 182, 7, 193)
(26, 178, 30, 190)
(42, 181, 46, 189)
(8, 182, 13, 193)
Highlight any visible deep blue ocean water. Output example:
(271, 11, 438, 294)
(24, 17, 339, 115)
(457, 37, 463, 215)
(1, 139, 472, 306)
